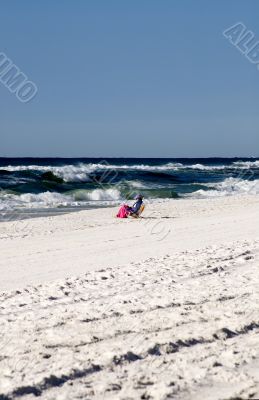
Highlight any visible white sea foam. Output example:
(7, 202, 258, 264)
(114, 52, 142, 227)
(71, 188, 121, 201)
(190, 178, 259, 199)
(233, 160, 259, 169)
(0, 188, 122, 211)
(186, 164, 226, 171)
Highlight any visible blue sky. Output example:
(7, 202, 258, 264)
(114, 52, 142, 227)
(0, 0, 258, 157)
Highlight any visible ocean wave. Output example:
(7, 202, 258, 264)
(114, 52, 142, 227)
(186, 164, 226, 171)
(2, 164, 94, 182)
(233, 160, 259, 169)
(0, 191, 72, 211)
(69, 188, 121, 201)
(1, 160, 259, 176)
(1, 163, 186, 184)
(0, 188, 122, 211)
(3, 161, 259, 184)
(189, 178, 259, 198)
(121, 180, 148, 189)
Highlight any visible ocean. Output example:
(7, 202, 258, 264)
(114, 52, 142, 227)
(0, 157, 259, 220)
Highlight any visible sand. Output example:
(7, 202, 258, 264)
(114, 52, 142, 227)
(0, 195, 259, 399)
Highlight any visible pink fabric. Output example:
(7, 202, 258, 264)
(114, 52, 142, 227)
(117, 204, 129, 218)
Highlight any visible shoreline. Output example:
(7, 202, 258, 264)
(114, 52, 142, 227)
(0, 191, 257, 223)
(0, 204, 117, 223)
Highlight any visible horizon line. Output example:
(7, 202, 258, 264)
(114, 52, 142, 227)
(0, 156, 258, 160)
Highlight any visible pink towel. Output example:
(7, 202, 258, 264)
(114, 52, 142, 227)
(117, 204, 130, 218)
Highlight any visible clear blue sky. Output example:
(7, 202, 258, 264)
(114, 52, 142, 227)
(1, 0, 258, 157)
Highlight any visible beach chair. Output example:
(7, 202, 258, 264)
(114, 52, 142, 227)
(130, 204, 145, 218)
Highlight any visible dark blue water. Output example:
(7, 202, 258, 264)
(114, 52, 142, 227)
(0, 158, 258, 217)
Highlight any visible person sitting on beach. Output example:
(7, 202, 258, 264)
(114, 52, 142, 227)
(116, 194, 144, 218)
(127, 194, 144, 216)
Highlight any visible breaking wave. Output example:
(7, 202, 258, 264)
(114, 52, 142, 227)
(0, 188, 122, 211)
(2, 159, 259, 183)
(189, 178, 259, 199)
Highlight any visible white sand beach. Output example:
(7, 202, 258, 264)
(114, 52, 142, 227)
(0, 195, 259, 399)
